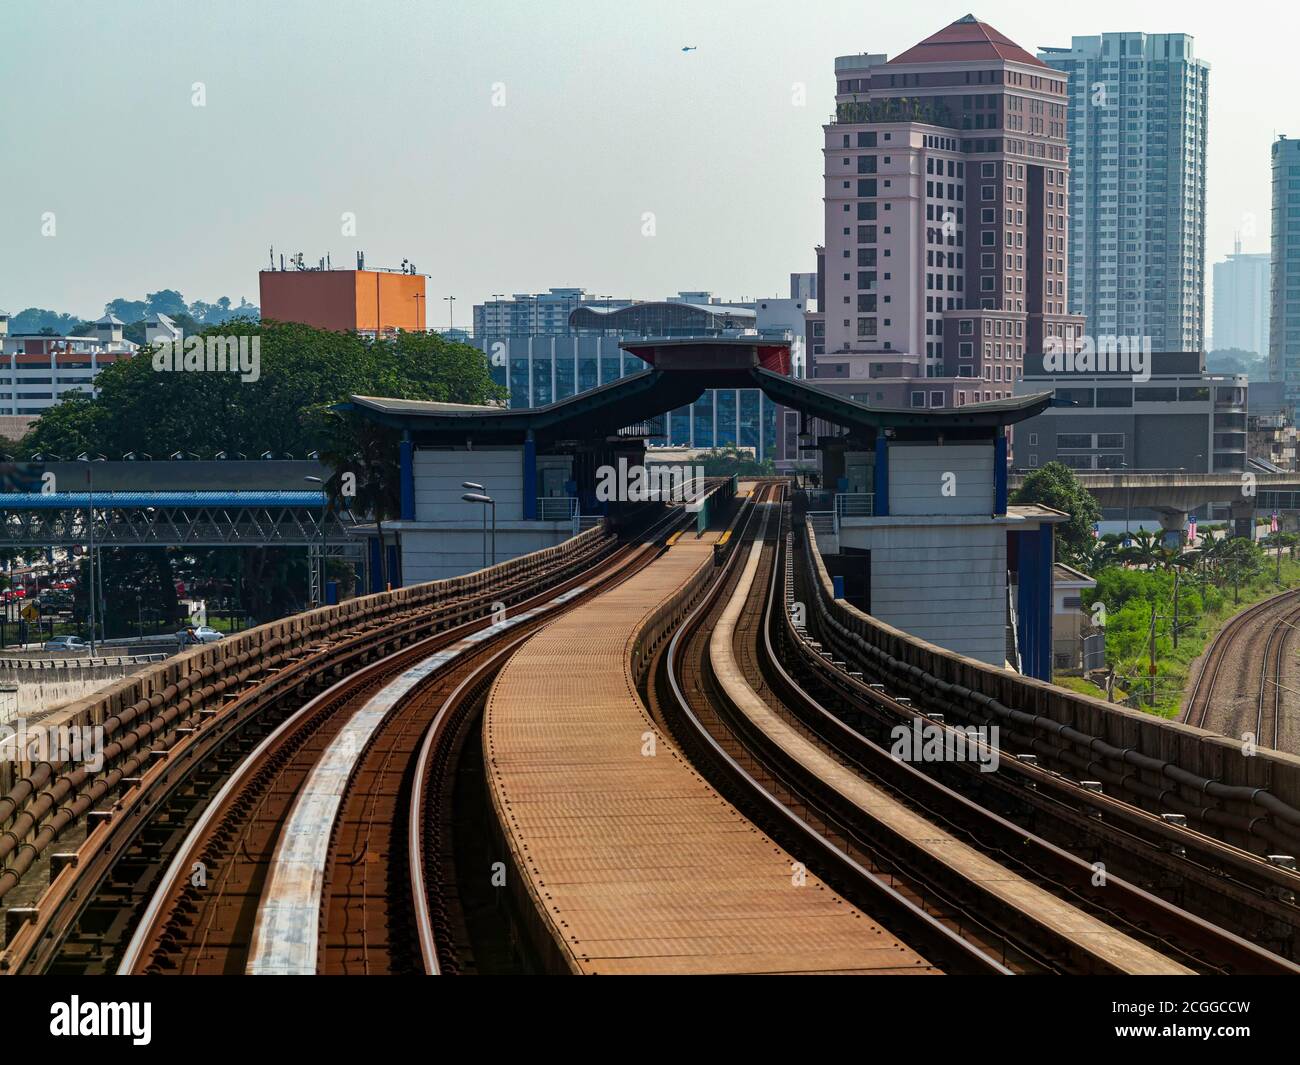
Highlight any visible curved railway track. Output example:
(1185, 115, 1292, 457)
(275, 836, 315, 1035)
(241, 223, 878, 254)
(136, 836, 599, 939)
(1184, 585, 1300, 753)
(115, 510, 687, 976)
(651, 486, 1299, 974)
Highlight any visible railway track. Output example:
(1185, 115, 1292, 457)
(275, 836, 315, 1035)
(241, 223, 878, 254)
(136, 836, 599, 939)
(112, 509, 688, 976)
(790, 521, 1300, 965)
(0, 498, 707, 975)
(645, 484, 1004, 974)
(651, 485, 1299, 974)
(1184, 585, 1300, 753)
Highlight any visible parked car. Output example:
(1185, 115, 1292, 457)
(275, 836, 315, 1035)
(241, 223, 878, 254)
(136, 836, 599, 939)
(176, 625, 224, 645)
(44, 636, 88, 653)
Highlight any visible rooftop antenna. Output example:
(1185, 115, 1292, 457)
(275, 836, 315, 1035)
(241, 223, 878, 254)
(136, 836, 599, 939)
(327, 253, 331, 270)
(280, 253, 285, 270)
(269, 245, 274, 269)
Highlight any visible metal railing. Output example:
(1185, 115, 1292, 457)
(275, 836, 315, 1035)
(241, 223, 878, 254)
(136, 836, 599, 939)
(807, 511, 835, 539)
(832, 493, 874, 534)
(537, 496, 578, 522)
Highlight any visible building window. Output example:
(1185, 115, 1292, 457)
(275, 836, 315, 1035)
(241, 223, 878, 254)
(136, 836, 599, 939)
(910, 391, 926, 408)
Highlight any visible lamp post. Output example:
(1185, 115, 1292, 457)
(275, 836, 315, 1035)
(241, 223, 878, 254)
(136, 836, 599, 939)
(1120, 461, 1132, 540)
(443, 295, 457, 334)
(462, 488, 495, 568)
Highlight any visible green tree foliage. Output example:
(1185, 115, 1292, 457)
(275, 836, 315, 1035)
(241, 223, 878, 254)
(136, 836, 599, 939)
(8, 308, 83, 334)
(695, 446, 776, 478)
(17, 320, 503, 460)
(1010, 461, 1102, 560)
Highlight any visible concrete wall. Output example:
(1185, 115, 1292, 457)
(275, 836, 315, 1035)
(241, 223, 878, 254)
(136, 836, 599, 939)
(839, 521, 1007, 666)
(889, 443, 994, 516)
(0, 657, 162, 722)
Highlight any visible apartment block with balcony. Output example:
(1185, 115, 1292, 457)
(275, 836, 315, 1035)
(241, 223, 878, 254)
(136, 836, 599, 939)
(1271, 136, 1300, 413)
(823, 15, 1084, 386)
(1039, 33, 1209, 353)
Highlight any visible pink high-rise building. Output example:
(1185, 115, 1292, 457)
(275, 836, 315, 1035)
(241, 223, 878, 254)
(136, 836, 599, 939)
(822, 15, 1084, 390)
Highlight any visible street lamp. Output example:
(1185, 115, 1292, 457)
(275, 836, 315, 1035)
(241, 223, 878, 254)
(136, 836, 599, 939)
(462, 489, 495, 568)
(1119, 461, 1132, 540)
(443, 295, 457, 333)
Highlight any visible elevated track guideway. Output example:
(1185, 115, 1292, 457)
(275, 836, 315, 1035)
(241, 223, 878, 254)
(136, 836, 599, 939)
(3, 477, 1300, 974)
(0, 494, 721, 975)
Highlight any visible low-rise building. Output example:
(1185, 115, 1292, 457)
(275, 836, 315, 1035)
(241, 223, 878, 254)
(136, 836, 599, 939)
(1012, 351, 1248, 474)
(1052, 562, 1097, 671)
(0, 312, 137, 416)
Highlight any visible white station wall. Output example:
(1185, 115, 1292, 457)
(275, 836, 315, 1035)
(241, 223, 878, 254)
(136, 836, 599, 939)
(864, 522, 1008, 665)
(414, 448, 524, 521)
(888, 443, 995, 516)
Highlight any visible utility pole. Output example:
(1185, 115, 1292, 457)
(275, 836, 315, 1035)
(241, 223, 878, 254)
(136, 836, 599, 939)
(1172, 562, 1180, 649)
(1147, 602, 1159, 707)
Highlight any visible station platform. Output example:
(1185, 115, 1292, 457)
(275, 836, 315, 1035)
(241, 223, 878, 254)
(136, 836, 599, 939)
(482, 536, 936, 975)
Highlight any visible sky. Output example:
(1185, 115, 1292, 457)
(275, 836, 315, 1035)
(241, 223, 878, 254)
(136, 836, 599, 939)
(0, 0, 1292, 334)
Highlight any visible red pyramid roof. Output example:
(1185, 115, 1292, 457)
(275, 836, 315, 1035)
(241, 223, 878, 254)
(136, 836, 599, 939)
(888, 14, 1049, 69)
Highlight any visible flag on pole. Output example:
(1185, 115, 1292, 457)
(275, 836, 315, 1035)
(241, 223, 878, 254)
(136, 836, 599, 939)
(1187, 516, 1197, 545)
(1272, 512, 1280, 534)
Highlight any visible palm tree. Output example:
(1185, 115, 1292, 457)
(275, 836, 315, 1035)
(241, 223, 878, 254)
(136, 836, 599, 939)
(1119, 529, 1162, 570)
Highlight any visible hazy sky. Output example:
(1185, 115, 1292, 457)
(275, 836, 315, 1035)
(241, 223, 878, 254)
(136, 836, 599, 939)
(0, 0, 1291, 332)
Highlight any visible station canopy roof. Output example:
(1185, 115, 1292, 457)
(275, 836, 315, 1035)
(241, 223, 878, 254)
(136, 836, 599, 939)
(343, 338, 1053, 446)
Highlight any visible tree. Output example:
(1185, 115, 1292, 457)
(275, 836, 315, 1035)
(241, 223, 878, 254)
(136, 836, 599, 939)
(1011, 461, 1102, 559)
(145, 289, 188, 318)
(9, 308, 84, 335)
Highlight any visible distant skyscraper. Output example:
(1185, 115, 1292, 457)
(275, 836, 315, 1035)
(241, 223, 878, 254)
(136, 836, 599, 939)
(1211, 241, 1269, 356)
(1270, 136, 1300, 409)
(824, 15, 1083, 387)
(1040, 33, 1209, 352)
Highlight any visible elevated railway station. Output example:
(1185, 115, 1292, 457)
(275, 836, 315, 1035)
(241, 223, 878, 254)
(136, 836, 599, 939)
(1, 342, 1299, 980)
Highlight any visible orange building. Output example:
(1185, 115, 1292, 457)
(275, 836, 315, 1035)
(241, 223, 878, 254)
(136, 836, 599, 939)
(259, 269, 426, 334)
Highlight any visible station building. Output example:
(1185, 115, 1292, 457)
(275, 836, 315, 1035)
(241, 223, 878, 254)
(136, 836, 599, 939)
(346, 337, 1062, 678)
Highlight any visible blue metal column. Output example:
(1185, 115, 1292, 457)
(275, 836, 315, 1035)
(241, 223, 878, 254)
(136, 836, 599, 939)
(1014, 526, 1055, 681)
(873, 435, 889, 516)
(994, 433, 1008, 515)
(1035, 523, 1054, 680)
(399, 435, 415, 521)
(523, 431, 538, 520)
(1016, 530, 1037, 677)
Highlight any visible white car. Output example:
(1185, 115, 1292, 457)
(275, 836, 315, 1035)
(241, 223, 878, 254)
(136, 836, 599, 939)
(44, 636, 88, 653)
(176, 625, 224, 645)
